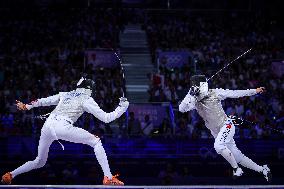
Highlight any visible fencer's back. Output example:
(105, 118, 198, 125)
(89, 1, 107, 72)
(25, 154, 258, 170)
(195, 89, 228, 136)
(51, 89, 90, 122)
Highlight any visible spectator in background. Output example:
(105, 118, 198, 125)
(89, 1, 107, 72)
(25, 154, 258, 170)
(61, 163, 79, 184)
(86, 165, 101, 184)
(39, 163, 57, 184)
(128, 112, 142, 136)
(158, 163, 179, 185)
(159, 118, 172, 138)
(175, 119, 189, 139)
(141, 114, 153, 136)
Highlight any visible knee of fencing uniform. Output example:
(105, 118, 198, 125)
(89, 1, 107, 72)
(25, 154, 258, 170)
(33, 156, 47, 168)
(94, 138, 103, 151)
(89, 135, 101, 149)
(228, 145, 245, 163)
(214, 140, 227, 154)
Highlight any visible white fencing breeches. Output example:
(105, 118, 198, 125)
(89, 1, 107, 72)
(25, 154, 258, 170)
(11, 115, 112, 178)
(213, 119, 238, 168)
(213, 118, 263, 172)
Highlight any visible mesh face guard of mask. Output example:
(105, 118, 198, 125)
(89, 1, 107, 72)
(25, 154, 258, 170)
(190, 75, 208, 97)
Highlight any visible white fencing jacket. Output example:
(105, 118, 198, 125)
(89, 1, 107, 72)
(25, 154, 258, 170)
(26, 88, 128, 124)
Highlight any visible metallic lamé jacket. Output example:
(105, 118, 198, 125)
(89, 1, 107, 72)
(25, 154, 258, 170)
(179, 88, 257, 137)
(26, 88, 128, 123)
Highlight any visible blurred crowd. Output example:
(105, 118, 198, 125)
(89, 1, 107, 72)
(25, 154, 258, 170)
(0, 8, 283, 139)
(0, 8, 126, 136)
(146, 12, 284, 139)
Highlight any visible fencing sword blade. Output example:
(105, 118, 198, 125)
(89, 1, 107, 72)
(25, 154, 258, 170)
(231, 116, 284, 134)
(207, 48, 252, 82)
(113, 49, 126, 97)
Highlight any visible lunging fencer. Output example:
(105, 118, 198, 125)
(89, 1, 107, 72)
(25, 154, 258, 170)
(1, 77, 129, 185)
(179, 75, 272, 181)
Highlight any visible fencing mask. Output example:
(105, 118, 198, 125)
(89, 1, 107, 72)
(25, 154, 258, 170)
(190, 75, 208, 98)
(76, 76, 96, 97)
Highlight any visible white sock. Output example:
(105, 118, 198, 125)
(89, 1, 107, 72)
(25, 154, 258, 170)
(239, 156, 263, 172)
(94, 141, 112, 178)
(219, 147, 238, 168)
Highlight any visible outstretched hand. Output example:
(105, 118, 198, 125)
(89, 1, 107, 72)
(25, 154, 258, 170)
(15, 100, 28, 111)
(119, 97, 129, 108)
(256, 87, 265, 94)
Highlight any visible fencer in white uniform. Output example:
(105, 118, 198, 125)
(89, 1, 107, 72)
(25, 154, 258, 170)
(2, 77, 128, 185)
(179, 75, 272, 181)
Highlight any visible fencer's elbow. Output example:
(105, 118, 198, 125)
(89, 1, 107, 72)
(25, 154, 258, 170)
(102, 118, 112, 124)
(102, 114, 114, 124)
